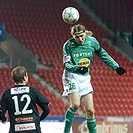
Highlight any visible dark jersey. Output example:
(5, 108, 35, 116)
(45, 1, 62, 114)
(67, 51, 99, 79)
(1, 85, 50, 133)
(0, 100, 1, 120)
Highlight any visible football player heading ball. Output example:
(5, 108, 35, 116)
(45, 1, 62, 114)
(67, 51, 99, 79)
(62, 24, 126, 133)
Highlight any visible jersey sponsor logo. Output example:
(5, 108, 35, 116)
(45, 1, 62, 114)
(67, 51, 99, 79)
(15, 123, 36, 131)
(73, 52, 92, 57)
(78, 58, 90, 67)
(11, 87, 29, 94)
(16, 117, 33, 123)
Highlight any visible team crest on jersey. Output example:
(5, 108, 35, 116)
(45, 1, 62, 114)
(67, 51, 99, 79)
(63, 55, 70, 63)
(78, 58, 90, 67)
(11, 87, 29, 95)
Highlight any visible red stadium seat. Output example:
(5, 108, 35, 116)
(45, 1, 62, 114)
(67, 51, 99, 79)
(1, 0, 132, 117)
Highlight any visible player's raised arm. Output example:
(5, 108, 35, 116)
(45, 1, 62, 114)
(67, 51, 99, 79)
(91, 36, 126, 75)
(95, 46, 126, 75)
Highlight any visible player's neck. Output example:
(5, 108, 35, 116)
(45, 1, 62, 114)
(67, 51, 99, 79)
(15, 81, 27, 86)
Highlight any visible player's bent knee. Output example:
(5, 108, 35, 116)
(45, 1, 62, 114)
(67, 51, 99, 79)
(86, 109, 94, 119)
(71, 104, 80, 111)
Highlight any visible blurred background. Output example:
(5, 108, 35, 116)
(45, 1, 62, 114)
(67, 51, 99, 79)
(0, 0, 132, 132)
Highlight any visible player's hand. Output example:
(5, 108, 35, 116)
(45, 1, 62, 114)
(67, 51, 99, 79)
(116, 67, 126, 75)
(2, 116, 8, 124)
(78, 67, 88, 74)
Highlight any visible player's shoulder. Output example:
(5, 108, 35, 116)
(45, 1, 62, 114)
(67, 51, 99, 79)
(29, 86, 41, 94)
(1, 88, 10, 98)
(63, 38, 74, 47)
(87, 36, 98, 42)
(3, 88, 10, 94)
(87, 36, 100, 47)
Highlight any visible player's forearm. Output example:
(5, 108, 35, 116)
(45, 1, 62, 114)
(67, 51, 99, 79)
(1, 115, 7, 123)
(40, 106, 50, 121)
(64, 62, 79, 73)
(1, 106, 7, 122)
(96, 49, 119, 70)
(0, 110, 2, 120)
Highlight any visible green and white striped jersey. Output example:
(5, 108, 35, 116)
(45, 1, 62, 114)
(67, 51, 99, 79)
(63, 35, 119, 75)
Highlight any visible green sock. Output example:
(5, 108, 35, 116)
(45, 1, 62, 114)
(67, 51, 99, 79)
(64, 108, 76, 133)
(86, 118, 97, 133)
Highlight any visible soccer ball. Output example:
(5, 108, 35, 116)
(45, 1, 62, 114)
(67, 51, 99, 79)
(62, 7, 79, 24)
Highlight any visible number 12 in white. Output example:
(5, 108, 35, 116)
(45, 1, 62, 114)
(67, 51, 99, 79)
(12, 94, 33, 115)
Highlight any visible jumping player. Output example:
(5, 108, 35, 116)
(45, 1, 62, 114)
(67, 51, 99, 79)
(62, 24, 126, 133)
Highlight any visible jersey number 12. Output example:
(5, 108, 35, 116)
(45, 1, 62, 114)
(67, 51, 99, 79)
(12, 94, 33, 115)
